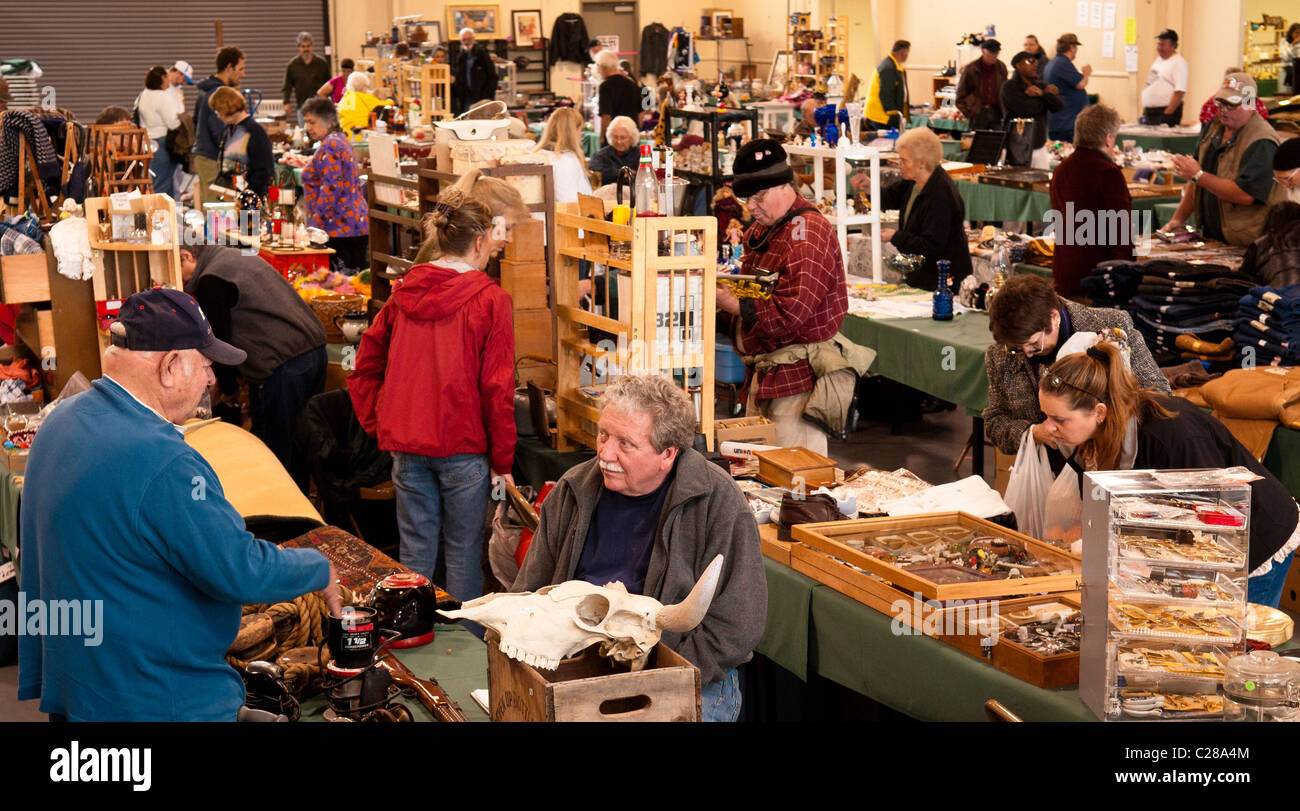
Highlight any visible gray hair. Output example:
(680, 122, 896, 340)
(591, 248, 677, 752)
(605, 115, 638, 145)
(296, 31, 313, 45)
(896, 126, 943, 171)
(596, 49, 621, 75)
(301, 96, 340, 130)
(1073, 103, 1121, 150)
(602, 374, 698, 453)
(346, 71, 370, 93)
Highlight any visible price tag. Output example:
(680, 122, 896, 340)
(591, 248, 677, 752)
(0, 560, 15, 584)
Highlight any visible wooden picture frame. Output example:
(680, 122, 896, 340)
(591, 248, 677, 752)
(512, 9, 541, 47)
(447, 4, 501, 39)
(711, 10, 733, 37)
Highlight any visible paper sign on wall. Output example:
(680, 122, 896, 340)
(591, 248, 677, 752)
(1102, 31, 1115, 58)
(1091, 2, 1103, 29)
(1078, 1, 1090, 27)
(1125, 18, 1138, 44)
(1125, 44, 1139, 72)
(1103, 2, 1116, 29)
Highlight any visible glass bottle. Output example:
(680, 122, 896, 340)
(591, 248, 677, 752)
(634, 144, 658, 217)
(933, 260, 954, 321)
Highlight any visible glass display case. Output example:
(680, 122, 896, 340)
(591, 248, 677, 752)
(1080, 468, 1253, 721)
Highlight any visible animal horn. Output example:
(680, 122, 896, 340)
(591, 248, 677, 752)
(655, 555, 724, 633)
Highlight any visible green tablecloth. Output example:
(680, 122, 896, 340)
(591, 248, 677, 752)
(955, 179, 1180, 224)
(941, 140, 968, 161)
(841, 311, 994, 414)
(911, 114, 969, 133)
(528, 123, 601, 157)
(300, 624, 490, 721)
(1013, 261, 1052, 280)
(512, 436, 593, 490)
(757, 557, 1096, 721)
(1121, 133, 1200, 155)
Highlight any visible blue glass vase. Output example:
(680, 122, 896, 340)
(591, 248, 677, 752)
(933, 260, 954, 321)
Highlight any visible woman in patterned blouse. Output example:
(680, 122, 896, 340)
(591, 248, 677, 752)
(300, 97, 369, 269)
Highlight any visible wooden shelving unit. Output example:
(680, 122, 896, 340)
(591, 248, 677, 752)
(401, 62, 453, 122)
(85, 193, 183, 310)
(785, 13, 849, 94)
(552, 200, 716, 452)
(499, 39, 550, 96)
(86, 124, 153, 196)
(0, 237, 101, 395)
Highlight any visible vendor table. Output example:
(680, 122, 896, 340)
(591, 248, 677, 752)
(1012, 261, 1052, 280)
(1120, 132, 1201, 155)
(527, 123, 601, 157)
(757, 557, 1096, 721)
(223, 229, 336, 282)
(954, 179, 1180, 224)
(910, 114, 969, 133)
(183, 420, 322, 523)
(941, 140, 967, 161)
(299, 623, 490, 722)
(842, 311, 993, 476)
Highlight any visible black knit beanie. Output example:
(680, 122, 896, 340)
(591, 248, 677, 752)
(1276, 137, 1300, 172)
(733, 139, 795, 199)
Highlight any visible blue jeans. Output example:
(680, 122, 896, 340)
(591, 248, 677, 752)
(391, 451, 490, 604)
(1247, 550, 1295, 608)
(151, 136, 175, 198)
(701, 668, 741, 722)
(249, 346, 326, 472)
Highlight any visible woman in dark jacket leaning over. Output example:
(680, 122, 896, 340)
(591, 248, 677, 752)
(873, 126, 973, 291)
(1240, 202, 1300, 289)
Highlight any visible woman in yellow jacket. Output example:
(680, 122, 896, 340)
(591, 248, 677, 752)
(337, 71, 391, 140)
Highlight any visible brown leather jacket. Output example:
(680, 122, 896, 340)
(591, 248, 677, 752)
(955, 57, 1008, 122)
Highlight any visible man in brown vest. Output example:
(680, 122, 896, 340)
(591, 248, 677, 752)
(1164, 73, 1280, 246)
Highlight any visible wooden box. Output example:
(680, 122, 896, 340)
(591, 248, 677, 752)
(929, 593, 1082, 688)
(0, 253, 50, 304)
(790, 542, 916, 619)
(514, 308, 554, 359)
(754, 447, 837, 489)
(486, 637, 700, 722)
(792, 512, 1081, 601)
(499, 259, 548, 303)
(504, 218, 545, 262)
(758, 522, 792, 566)
(715, 416, 776, 446)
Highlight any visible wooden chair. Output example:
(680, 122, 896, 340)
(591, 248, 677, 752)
(86, 124, 153, 195)
(984, 698, 1022, 722)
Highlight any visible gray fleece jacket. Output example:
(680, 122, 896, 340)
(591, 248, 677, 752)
(513, 449, 767, 686)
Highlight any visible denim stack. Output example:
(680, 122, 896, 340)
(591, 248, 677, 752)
(1235, 284, 1300, 367)
(1079, 260, 1144, 306)
(1126, 261, 1248, 367)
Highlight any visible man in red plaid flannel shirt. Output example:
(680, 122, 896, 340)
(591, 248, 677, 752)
(716, 139, 847, 454)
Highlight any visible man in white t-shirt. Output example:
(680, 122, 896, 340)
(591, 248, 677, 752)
(1140, 29, 1188, 126)
(166, 61, 193, 117)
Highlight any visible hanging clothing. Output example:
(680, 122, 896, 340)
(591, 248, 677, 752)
(549, 13, 591, 66)
(640, 22, 671, 77)
(0, 109, 59, 197)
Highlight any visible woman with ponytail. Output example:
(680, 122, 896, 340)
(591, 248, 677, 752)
(1039, 341, 1300, 606)
(348, 188, 516, 612)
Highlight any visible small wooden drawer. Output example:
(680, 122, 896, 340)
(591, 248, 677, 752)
(0, 253, 50, 304)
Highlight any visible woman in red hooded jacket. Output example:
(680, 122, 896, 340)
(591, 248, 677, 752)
(348, 189, 516, 604)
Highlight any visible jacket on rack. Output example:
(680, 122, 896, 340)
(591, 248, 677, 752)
(640, 23, 670, 76)
(0, 109, 60, 196)
(549, 13, 591, 66)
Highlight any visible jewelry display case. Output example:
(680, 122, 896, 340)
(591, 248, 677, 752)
(1080, 469, 1252, 721)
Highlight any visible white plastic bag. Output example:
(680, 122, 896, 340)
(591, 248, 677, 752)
(1043, 462, 1083, 551)
(1004, 430, 1053, 539)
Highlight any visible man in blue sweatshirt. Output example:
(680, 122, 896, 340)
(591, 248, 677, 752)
(18, 288, 339, 721)
(193, 46, 245, 207)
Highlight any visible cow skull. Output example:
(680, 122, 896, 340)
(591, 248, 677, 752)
(439, 555, 724, 670)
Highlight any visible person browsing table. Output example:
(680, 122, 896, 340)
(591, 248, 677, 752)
(300, 97, 368, 269)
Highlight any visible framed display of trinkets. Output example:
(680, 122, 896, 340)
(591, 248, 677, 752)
(1080, 469, 1250, 721)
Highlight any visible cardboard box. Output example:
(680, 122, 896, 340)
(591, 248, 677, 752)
(504, 219, 545, 262)
(486, 636, 700, 721)
(714, 416, 776, 446)
(514, 308, 553, 359)
(994, 448, 1013, 497)
(499, 259, 548, 303)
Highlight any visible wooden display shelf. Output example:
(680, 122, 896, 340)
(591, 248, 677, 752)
(553, 200, 717, 452)
(401, 62, 452, 122)
(792, 512, 1081, 601)
(85, 194, 183, 303)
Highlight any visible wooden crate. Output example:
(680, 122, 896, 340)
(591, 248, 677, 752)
(85, 194, 183, 303)
(758, 522, 792, 566)
(400, 62, 452, 122)
(0, 252, 50, 303)
(792, 512, 1081, 601)
(755, 447, 837, 488)
(504, 218, 545, 262)
(715, 416, 776, 446)
(553, 199, 716, 452)
(499, 259, 548, 303)
(486, 636, 700, 722)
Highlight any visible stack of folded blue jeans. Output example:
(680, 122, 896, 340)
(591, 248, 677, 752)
(1235, 284, 1300, 366)
(1080, 260, 1143, 305)
(1126, 262, 1243, 366)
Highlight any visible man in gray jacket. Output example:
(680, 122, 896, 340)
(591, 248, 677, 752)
(514, 374, 766, 722)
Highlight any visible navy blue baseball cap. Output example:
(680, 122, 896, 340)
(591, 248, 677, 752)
(110, 288, 246, 365)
